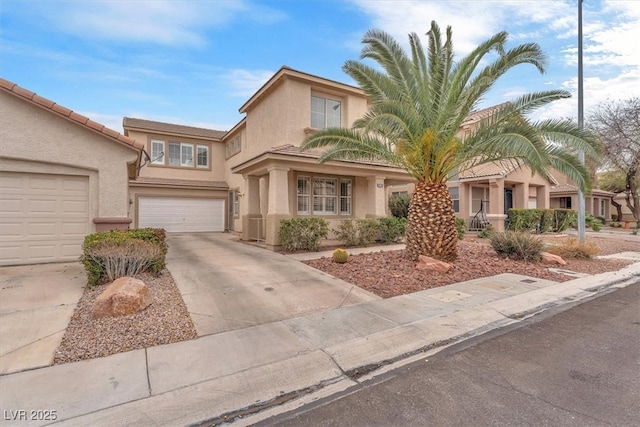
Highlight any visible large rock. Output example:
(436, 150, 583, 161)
(416, 255, 452, 273)
(93, 277, 152, 319)
(541, 252, 567, 266)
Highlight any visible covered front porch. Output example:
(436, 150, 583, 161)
(231, 146, 413, 249)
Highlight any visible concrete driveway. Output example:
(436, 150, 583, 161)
(0, 263, 86, 374)
(166, 233, 379, 336)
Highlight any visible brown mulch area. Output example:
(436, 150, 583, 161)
(303, 238, 636, 299)
(54, 269, 197, 365)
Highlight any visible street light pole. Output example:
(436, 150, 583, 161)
(577, 0, 586, 243)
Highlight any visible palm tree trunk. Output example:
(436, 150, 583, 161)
(405, 181, 458, 262)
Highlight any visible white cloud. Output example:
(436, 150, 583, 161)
(37, 0, 285, 47)
(221, 69, 274, 98)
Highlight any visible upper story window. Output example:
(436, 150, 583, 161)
(311, 95, 341, 129)
(226, 135, 241, 158)
(148, 139, 209, 169)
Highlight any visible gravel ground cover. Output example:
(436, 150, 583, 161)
(304, 236, 637, 299)
(54, 233, 636, 364)
(54, 269, 197, 365)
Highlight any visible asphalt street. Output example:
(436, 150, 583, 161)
(259, 282, 640, 427)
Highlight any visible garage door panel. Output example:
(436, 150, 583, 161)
(0, 172, 90, 266)
(138, 197, 225, 232)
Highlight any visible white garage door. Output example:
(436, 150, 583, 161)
(138, 197, 225, 232)
(0, 171, 90, 266)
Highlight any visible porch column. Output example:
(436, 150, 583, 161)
(487, 178, 506, 231)
(367, 176, 386, 217)
(241, 175, 261, 241)
(265, 167, 290, 248)
(537, 185, 550, 209)
(514, 183, 529, 209)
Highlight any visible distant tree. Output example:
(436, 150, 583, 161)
(589, 98, 640, 221)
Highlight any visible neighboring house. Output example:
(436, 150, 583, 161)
(549, 177, 614, 221)
(387, 104, 557, 232)
(125, 67, 414, 248)
(0, 78, 142, 266)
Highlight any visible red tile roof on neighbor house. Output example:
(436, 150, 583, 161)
(123, 117, 227, 140)
(0, 77, 144, 152)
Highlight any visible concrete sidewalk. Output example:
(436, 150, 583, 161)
(1, 260, 638, 427)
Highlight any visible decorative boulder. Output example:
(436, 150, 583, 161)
(540, 252, 567, 266)
(416, 255, 452, 273)
(93, 277, 152, 319)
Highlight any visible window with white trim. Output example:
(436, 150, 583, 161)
(313, 178, 337, 215)
(449, 186, 459, 213)
(297, 175, 352, 216)
(311, 95, 341, 129)
(151, 140, 164, 164)
(197, 145, 209, 168)
(167, 141, 194, 166)
(226, 135, 241, 158)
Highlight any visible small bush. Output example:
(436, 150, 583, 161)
(279, 218, 329, 252)
(455, 217, 466, 240)
(332, 248, 349, 263)
(388, 193, 410, 219)
(85, 240, 164, 283)
(478, 224, 495, 239)
(378, 217, 407, 243)
(508, 209, 552, 233)
(334, 219, 380, 247)
(489, 231, 544, 262)
(81, 228, 167, 287)
(552, 209, 577, 232)
(586, 215, 602, 232)
(547, 239, 599, 259)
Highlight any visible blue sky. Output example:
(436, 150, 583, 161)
(1, 0, 638, 134)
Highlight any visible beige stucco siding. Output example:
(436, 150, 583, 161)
(127, 129, 226, 182)
(0, 91, 137, 221)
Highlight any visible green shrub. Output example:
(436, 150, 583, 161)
(455, 217, 466, 240)
(489, 231, 544, 262)
(478, 224, 495, 239)
(552, 209, 577, 232)
(508, 209, 552, 233)
(388, 193, 410, 219)
(81, 228, 168, 287)
(278, 218, 329, 252)
(334, 219, 380, 247)
(547, 239, 598, 259)
(586, 214, 602, 232)
(378, 217, 407, 243)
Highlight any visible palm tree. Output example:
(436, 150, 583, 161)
(302, 21, 601, 262)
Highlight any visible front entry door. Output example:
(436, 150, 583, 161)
(504, 188, 513, 214)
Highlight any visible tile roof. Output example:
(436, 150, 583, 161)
(268, 144, 396, 168)
(462, 102, 510, 126)
(0, 77, 143, 151)
(129, 177, 228, 189)
(459, 160, 521, 179)
(123, 117, 227, 140)
(550, 183, 614, 196)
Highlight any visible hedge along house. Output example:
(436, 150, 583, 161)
(123, 118, 229, 232)
(226, 67, 414, 248)
(0, 78, 143, 266)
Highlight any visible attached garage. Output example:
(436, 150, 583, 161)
(138, 197, 225, 232)
(0, 78, 142, 266)
(0, 172, 90, 266)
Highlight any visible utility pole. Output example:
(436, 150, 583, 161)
(577, 0, 586, 243)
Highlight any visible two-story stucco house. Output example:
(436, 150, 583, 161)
(124, 67, 414, 248)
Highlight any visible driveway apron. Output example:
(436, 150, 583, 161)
(165, 233, 379, 336)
